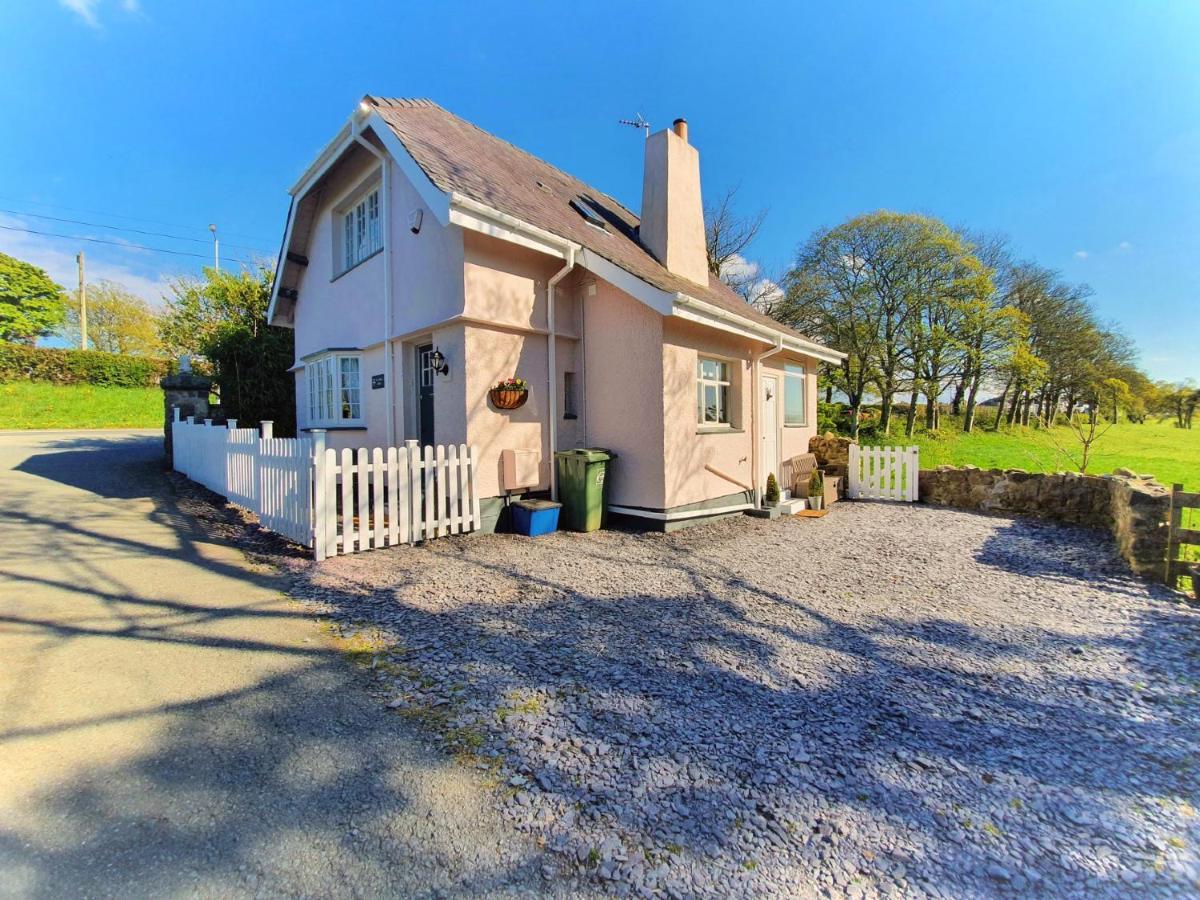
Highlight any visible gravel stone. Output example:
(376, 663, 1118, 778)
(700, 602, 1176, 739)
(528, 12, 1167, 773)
(268, 502, 1199, 897)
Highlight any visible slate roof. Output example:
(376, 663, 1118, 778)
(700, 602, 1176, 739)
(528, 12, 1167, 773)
(365, 97, 818, 346)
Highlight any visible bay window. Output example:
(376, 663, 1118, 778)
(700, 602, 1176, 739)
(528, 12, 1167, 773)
(306, 352, 363, 426)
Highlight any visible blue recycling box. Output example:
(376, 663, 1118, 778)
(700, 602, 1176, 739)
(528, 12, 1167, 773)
(510, 499, 561, 537)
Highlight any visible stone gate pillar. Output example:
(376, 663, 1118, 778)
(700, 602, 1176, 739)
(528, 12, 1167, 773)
(161, 361, 214, 465)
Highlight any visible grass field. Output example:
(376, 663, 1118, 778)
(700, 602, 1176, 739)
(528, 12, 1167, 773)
(0, 382, 161, 430)
(860, 416, 1200, 489)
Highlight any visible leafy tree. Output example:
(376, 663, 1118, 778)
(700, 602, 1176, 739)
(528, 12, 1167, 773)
(777, 241, 882, 438)
(161, 266, 295, 435)
(159, 265, 273, 360)
(0, 252, 67, 345)
(62, 281, 162, 355)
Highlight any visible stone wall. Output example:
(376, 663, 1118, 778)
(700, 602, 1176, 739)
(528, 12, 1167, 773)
(919, 466, 1170, 578)
(809, 433, 853, 471)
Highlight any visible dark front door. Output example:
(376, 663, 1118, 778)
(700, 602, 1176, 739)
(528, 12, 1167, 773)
(417, 343, 435, 447)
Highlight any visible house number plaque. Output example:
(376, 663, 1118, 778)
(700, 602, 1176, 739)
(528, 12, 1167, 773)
(371, 374, 385, 390)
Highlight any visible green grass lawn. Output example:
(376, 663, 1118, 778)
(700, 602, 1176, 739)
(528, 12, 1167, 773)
(0, 382, 161, 430)
(860, 416, 1200, 489)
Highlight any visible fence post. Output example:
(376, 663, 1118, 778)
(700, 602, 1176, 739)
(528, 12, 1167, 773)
(173, 406, 182, 423)
(1166, 483, 1182, 587)
(228, 419, 237, 430)
(260, 420, 274, 440)
(312, 429, 328, 561)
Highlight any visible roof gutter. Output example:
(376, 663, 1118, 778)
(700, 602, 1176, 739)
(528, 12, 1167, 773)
(673, 293, 845, 364)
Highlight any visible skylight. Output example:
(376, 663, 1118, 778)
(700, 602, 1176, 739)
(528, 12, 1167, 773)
(569, 196, 607, 231)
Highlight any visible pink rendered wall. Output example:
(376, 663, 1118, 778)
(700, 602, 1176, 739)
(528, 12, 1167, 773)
(661, 318, 820, 508)
(582, 280, 666, 508)
(292, 139, 466, 443)
(662, 318, 757, 508)
(459, 232, 578, 498)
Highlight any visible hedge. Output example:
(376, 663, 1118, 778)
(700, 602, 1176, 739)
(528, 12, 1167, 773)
(0, 343, 169, 387)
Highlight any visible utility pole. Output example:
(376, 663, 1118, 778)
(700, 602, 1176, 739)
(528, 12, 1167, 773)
(209, 223, 219, 271)
(76, 251, 87, 350)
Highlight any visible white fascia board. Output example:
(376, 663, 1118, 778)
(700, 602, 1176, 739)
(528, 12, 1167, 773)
(267, 199, 298, 326)
(288, 122, 354, 196)
(449, 206, 569, 259)
(576, 249, 676, 316)
(449, 194, 576, 259)
(365, 111, 451, 225)
(673, 294, 846, 363)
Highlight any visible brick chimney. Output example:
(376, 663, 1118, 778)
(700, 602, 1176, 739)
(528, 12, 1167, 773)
(640, 117, 709, 286)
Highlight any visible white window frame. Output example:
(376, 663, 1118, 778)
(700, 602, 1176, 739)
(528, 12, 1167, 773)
(335, 179, 382, 275)
(783, 363, 807, 426)
(306, 351, 364, 427)
(697, 356, 733, 427)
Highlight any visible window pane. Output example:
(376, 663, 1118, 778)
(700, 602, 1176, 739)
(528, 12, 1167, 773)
(716, 361, 730, 383)
(699, 359, 719, 381)
(717, 384, 729, 424)
(703, 385, 719, 423)
(784, 372, 805, 425)
(563, 371, 576, 417)
(339, 357, 360, 420)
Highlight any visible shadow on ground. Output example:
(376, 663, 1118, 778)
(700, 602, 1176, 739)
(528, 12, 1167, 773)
(0, 435, 546, 898)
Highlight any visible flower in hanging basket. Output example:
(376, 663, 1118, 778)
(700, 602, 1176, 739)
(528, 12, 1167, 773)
(489, 376, 529, 410)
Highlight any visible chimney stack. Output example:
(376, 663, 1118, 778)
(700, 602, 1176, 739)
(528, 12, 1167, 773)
(640, 116, 708, 286)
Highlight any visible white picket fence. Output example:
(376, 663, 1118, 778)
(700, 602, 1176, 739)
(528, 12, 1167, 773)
(847, 444, 920, 501)
(170, 410, 480, 559)
(313, 443, 481, 560)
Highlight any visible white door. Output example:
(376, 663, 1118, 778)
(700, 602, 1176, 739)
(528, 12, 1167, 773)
(762, 375, 779, 491)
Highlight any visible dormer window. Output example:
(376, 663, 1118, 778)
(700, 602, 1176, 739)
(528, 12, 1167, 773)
(337, 182, 382, 274)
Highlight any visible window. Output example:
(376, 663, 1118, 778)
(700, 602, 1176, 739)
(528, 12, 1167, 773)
(306, 352, 363, 425)
(563, 371, 577, 419)
(339, 186, 381, 273)
(697, 357, 732, 426)
(784, 363, 807, 426)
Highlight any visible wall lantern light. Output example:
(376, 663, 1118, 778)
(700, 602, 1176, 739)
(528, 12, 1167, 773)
(429, 348, 449, 376)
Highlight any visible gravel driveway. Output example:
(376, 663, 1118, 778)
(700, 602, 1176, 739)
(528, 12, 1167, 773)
(265, 501, 1199, 897)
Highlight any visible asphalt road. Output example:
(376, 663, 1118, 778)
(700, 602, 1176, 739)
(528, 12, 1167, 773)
(0, 430, 547, 899)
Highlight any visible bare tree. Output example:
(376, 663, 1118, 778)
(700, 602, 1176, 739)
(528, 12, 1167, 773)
(705, 185, 767, 280)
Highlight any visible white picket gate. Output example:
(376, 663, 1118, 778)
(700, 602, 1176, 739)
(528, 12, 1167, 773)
(847, 444, 920, 502)
(313, 441, 480, 561)
(170, 410, 480, 559)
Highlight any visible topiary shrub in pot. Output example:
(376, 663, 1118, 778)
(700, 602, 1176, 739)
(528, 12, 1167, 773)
(764, 472, 780, 507)
(808, 470, 825, 511)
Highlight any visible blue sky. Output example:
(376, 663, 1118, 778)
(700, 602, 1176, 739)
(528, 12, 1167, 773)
(2, 0, 1197, 381)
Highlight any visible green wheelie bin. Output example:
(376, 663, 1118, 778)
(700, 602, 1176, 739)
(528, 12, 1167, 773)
(554, 448, 616, 532)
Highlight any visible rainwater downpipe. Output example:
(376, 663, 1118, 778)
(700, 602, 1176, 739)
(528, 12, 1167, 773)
(352, 126, 396, 446)
(546, 245, 576, 501)
(751, 335, 785, 507)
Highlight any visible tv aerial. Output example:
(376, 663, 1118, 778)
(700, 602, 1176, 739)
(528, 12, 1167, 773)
(618, 113, 650, 138)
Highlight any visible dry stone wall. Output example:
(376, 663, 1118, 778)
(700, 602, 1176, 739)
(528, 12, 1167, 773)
(919, 465, 1170, 578)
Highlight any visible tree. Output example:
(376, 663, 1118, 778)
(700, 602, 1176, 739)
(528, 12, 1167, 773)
(777, 239, 882, 438)
(159, 265, 273, 360)
(62, 281, 162, 355)
(705, 186, 775, 305)
(779, 211, 989, 437)
(161, 265, 296, 435)
(0, 252, 67, 345)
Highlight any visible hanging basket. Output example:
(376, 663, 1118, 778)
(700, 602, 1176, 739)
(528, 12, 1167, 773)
(489, 388, 528, 410)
